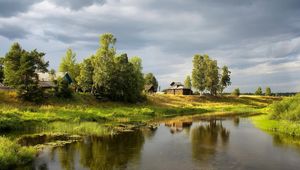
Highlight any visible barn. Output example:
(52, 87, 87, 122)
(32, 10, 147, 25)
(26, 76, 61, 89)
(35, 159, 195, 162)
(165, 82, 192, 95)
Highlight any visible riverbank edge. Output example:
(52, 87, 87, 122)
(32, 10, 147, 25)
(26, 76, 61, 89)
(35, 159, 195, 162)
(252, 115, 300, 137)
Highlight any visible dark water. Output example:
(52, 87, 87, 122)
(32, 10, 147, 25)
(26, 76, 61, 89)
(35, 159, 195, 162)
(26, 118, 300, 170)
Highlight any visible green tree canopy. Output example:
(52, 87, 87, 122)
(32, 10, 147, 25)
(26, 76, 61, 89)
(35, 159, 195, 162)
(255, 87, 262, 95)
(76, 58, 94, 93)
(92, 33, 116, 97)
(265, 87, 271, 96)
(232, 88, 240, 97)
(4, 43, 49, 102)
(0, 57, 4, 83)
(192, 54, 206, 93)
(219, 66, 231, 94)
(91, 33, 144, 102)
(184, 75, 192, 89)
(144, 73, 158, 92)
(59, 48, 79, 83)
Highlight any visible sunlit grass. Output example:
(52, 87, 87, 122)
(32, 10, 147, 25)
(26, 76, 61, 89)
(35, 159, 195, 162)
(0, 136, 36, 169)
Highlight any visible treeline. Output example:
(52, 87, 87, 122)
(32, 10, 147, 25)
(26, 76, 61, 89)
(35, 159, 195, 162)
(0, 33, 158, 103)
(186, 54, 231, 96)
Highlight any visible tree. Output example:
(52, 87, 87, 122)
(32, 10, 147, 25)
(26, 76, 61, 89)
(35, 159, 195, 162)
(55, 78, 73, 98)
(3, 43, 23, 87)
(76, 58, 94, 93)
(232, 88, 240, 97)
(0, 57, 4, 83)
(59, 48, 79, 84)
(130, 56, 145, 97)
(204, 55, 219, 95)
(144, 73, 158, 92)
(192, 54, 206, 94)
(219, 66, 231, 94)
(265, 87, 271, 96)
(92, 33, 116, 97)
(255, 87, 262, 95)
(4, 43, 49, 102)
(91, 33, 144, 102)
(184, 75, 192, 89)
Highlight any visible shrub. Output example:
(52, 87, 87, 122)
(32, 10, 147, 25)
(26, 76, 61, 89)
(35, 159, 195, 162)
(0, 137, 36, 169)
(231, 88, 240, 97)
(270, 94, 300, 121)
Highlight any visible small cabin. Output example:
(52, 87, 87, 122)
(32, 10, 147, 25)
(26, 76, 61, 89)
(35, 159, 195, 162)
(37, 72, 73, 88)
(165, 82, 192, 95)
(144, 84, 156, 93)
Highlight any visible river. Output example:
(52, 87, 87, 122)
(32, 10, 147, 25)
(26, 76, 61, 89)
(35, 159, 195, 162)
(24, 117, 300, 170)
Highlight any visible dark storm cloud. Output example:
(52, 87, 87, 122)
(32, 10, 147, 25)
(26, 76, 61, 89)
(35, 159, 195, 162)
(0, 0, 41, 17)
(50, 0, 106, 10)
(0, 0, 300, 91)
(0, 24, 29, 39)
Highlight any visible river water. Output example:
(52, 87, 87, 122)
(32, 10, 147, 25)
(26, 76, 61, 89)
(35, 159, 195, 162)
(25, 117, 300, 170)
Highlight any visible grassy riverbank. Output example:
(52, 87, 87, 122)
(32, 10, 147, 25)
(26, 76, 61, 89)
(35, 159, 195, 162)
(0, 91, 280, 169)
(252, 94, 300, 137)
(0, 91, 279, 133)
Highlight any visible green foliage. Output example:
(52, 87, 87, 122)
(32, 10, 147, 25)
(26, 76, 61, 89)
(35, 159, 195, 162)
(92, 33, 117, 97)
(0, 137, 36, 169)
(91, 33, 144, 102)
(184, 75, 192, 89)
(3, 43, 48, 103)
(76, 58, 94, 92)
(270, 94, 300, 121)
(0, 57, 4, 83)
(192, 54, 206, 92)
(231, 88, 240, 97)
(255, 87, 263, 95)
(59, 48, 79, 82)
(3, 43, 23, 87)
(55, 78, 73, 98)
(144, 73, 158, 92)
(130, 56, 145, 95)
(192, 54, 227, 95)
(204, 55, 219, 95)
(265, 87, 271, 96)
(219, 66, 231, 94)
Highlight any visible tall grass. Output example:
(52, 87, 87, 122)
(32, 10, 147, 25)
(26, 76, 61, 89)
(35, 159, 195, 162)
(0, 137, 36, 170)
(270, 94, 300, 121)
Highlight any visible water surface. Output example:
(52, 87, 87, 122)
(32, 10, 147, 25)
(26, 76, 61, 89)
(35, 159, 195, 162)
(27, 117, 300, 170)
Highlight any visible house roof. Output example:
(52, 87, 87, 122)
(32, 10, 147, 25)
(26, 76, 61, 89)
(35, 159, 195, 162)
(37, 72, 73, 83)
(168, 81, 191, 90)
(144, 84, 154, 91)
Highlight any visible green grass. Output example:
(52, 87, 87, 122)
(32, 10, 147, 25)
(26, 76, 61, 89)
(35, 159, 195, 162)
(0, 136, 36, 169)
(252, 94, 300, 136)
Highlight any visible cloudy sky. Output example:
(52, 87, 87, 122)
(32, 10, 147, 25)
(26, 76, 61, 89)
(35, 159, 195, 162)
(0, 0, 300, 92)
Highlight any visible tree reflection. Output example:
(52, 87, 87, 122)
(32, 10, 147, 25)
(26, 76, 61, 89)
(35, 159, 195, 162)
(191, 120, 230, 163)
(50, 130, 145, 170)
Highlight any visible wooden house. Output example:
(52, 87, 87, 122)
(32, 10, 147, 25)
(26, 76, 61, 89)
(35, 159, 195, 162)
(165, 82, 192, 95)
(37, 72, 73, 88)
(144, 84, 156, 93)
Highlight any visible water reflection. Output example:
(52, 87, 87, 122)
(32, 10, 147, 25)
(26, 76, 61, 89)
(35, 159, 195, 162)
(33, 131, 145, 170)
(23, 118, 300, 170)
(191, 120, 230, 162)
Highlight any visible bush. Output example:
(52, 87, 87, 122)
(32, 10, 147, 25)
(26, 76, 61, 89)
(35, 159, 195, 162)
(270, 94, 300, 121)
(55, 78, 73, 98)
(231, 88, 240, 97)
(0, 137, 36, 169)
